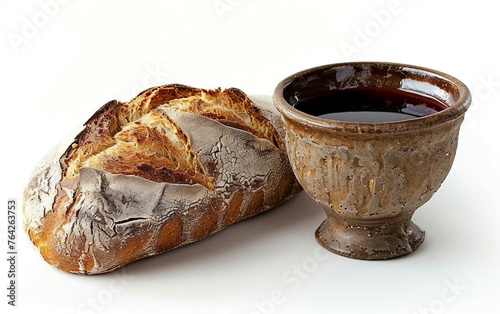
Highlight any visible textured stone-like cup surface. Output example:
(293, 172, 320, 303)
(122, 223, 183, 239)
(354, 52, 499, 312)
(273, 62, 471, 259)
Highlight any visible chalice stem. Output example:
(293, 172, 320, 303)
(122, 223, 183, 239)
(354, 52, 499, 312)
(315, 210, 425, 260)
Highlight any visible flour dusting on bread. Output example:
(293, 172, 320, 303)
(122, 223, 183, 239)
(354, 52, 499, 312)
(23, 84, 301, 274)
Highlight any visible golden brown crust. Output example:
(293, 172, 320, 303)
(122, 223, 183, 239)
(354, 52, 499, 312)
(62, 86, 283, 188)
(23, 84, 302, 274)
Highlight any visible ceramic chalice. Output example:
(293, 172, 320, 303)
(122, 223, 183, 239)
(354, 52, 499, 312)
(273, 62, 471, 260)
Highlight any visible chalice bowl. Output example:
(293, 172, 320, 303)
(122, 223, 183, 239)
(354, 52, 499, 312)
(273, 62, 471, 260)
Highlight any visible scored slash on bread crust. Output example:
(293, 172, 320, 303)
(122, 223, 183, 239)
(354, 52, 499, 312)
(62, 85, 283, 188)
(23, 84, 301, 274)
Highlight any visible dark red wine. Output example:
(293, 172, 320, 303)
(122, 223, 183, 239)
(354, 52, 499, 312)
(292, 87, 447, 122)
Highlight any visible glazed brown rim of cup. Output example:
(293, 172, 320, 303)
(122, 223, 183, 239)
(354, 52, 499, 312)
(273, 61, 471, 135)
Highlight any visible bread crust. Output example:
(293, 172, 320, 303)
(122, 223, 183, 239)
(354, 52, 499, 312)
(23, 85, 301, 274)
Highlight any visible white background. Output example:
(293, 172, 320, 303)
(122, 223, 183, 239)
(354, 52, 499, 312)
(1, 0, 499, 313)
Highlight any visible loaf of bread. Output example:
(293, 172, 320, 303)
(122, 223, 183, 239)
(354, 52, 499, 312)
(23, 84, 301, 275)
